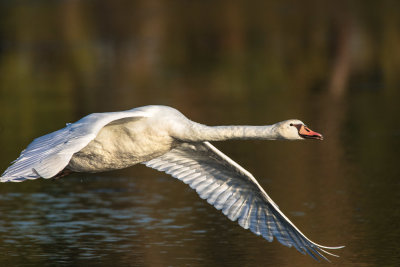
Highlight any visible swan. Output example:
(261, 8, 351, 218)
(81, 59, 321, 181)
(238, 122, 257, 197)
(0, 105, 343, 260)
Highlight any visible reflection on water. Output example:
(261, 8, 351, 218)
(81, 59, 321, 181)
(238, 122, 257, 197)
(2, 175, 286, 266)
(0, 176, 212, 265)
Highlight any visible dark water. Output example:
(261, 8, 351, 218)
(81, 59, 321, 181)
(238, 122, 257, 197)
(1, 1, 400, 266)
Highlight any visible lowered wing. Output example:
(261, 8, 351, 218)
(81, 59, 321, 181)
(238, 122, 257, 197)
(144, 141, 343, 261)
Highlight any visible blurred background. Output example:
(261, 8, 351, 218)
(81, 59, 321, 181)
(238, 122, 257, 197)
(0, 0, 399, 266)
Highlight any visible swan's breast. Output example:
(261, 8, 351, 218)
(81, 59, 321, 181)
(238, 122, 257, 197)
(68, 117, 175, 172)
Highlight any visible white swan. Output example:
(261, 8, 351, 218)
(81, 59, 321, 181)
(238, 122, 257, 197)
(0, 105, 343, 260)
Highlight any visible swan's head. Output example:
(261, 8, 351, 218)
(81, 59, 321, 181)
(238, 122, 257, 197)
(275, 119, 323, 140)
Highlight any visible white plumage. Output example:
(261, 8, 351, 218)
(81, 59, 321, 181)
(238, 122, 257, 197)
(0, 105, 343, 261)
(1, 107, 151, 180)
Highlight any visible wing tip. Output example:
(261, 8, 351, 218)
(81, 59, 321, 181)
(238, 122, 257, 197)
(300, 243, 344, 261)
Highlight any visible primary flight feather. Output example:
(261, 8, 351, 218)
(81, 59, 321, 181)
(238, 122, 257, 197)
(1, 105, 343, 261)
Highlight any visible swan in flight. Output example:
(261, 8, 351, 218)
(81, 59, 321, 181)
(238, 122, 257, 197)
(0, 105, 343, 260)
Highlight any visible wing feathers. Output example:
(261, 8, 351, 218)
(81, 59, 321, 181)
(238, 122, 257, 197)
(213, 186, 232, 209)
(258, 209, 273, 242)
(1, 109, 148, 182)
(144, 141, 342, 261)
(238, 196, 253, 229)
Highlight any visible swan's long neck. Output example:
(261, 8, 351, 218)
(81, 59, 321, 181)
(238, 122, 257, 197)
(181, 122, 280, 142)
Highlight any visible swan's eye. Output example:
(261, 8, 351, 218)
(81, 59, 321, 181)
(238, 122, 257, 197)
(290, 123, 293, 126)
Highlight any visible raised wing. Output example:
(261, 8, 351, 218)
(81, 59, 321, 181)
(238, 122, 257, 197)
(144, 142, 343, 261)
(1, 108, 149, 182)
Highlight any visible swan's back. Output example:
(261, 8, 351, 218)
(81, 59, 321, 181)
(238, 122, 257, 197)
(67, 105, 195, 172)
(67, 114, 176, 172)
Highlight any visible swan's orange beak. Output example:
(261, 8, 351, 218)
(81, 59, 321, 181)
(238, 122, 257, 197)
(298, 125, 323, 140)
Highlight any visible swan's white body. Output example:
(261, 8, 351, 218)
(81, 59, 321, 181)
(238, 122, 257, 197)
(0, 105, 343, 261)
